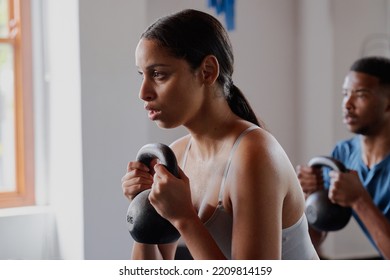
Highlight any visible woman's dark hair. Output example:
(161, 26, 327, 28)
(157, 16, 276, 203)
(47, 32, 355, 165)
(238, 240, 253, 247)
(141, 9, 261, 127)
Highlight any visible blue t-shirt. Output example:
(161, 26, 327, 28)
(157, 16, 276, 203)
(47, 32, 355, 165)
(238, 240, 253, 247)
(329, 136, 390, 255)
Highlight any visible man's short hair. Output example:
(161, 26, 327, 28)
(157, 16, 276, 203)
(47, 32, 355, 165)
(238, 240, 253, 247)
(350, 56, 390, 86)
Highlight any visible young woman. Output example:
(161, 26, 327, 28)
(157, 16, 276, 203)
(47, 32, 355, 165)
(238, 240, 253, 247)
(121, 9, 318, 260)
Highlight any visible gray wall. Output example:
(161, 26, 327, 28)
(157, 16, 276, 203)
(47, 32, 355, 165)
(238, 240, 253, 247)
(0, 0, 388, 260)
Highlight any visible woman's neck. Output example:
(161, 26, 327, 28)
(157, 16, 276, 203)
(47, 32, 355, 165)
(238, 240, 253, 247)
(184, 99, 244, 159)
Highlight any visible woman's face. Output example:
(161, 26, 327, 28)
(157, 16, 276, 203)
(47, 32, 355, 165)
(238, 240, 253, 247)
(135, 38, 204, 129)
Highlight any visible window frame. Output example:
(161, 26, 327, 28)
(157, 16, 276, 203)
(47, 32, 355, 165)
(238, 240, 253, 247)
(0, 0, 34, 208)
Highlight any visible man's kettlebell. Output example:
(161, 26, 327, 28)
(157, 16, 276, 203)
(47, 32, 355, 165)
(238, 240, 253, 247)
(304, 156, 352, 232)
(126, 143, 181, 244)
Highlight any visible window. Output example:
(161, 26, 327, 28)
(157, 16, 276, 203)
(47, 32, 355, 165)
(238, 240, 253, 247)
(0, 0, 34, 208)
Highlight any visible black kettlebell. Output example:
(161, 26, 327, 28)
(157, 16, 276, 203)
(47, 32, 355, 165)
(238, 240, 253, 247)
(304, 156, 352, 232)
(126, 143, 181, 244)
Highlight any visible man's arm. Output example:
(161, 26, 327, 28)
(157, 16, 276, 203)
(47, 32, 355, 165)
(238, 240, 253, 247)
(352, 191, 390, 259)
(329, 170, 390, 259)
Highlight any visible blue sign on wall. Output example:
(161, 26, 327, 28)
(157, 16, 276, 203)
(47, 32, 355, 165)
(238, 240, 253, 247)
(208, 0, 235, 31)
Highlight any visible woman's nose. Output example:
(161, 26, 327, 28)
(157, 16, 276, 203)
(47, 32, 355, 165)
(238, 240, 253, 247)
(139, 80, 155, 101)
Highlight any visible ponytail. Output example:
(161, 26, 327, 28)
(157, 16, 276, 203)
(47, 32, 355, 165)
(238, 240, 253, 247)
(226, 84, 263, 128)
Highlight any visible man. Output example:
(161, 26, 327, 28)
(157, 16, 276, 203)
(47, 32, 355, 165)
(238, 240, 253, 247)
(296, 56, 390, 259)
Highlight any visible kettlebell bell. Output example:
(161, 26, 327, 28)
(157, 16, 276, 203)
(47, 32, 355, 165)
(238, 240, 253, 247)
(304, 156, 352, 232)
(126, 143, 181, 244)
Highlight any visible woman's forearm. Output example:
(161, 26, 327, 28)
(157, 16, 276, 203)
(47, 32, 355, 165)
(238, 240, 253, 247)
(131, 242, 162, 260)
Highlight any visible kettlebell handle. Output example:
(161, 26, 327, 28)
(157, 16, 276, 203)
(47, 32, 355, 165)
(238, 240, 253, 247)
(136, 143, 179, 178)
(308, 156, 348, 173)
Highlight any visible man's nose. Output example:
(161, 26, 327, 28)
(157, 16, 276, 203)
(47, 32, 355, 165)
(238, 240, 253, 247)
(343, 93, 354, 110)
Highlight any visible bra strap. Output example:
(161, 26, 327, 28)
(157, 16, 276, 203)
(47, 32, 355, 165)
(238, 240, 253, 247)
(181, 137, 192, 169)
(218, 126, 260, 203)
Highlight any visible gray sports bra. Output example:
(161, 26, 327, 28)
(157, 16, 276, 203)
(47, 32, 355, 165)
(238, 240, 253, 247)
(179, 126, 319, 260)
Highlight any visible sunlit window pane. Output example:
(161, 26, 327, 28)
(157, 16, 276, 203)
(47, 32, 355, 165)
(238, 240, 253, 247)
(0, 0, 9, 38)
(0, 43, 16, 192)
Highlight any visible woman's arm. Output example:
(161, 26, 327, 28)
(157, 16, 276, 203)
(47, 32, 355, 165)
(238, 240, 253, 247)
(131, 242, 178, 260)
(228, 132, 287, 259)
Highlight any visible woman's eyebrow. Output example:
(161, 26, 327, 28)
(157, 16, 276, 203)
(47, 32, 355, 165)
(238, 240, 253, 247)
(145, 63, 170, 70)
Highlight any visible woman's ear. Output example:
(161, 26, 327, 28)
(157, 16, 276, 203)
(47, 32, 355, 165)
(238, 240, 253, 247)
(200, 55, 219, 85)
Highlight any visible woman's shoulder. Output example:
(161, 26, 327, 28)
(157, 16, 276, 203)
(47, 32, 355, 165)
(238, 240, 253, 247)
(226, 125, 295, 213)
(232, 125, 294, 181)
(235, 126, 283, 157)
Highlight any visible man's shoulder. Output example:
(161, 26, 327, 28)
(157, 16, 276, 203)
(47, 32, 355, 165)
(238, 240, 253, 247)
(332, 136, 360, 158)
(335, 135, 358, 146)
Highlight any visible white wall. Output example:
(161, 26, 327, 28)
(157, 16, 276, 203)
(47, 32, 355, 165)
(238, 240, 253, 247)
(78, 0, 149, 259)
(0, 0, 388, 260)
(46, 0, 85, 260)
(297, 0, 335, 164)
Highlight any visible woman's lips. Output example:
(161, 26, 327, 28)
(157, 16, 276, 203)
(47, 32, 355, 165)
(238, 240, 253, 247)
(145, 105, 161, 120)
(148, 109, 161, 120)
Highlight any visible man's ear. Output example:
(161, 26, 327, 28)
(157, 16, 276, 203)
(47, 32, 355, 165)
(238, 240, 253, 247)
(200, 55, 219, 85)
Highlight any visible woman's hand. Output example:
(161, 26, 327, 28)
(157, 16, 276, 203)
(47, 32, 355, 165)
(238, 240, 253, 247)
(121, 161, 154, 201)
(149, 164, 196, 226)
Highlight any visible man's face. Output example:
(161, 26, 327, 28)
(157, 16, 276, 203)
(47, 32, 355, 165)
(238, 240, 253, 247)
(342, 71, 389, 135)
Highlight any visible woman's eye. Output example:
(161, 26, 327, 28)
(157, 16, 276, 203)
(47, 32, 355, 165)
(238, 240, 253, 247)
(152, 70, 168, 80)
(152, 71, 160, 77)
